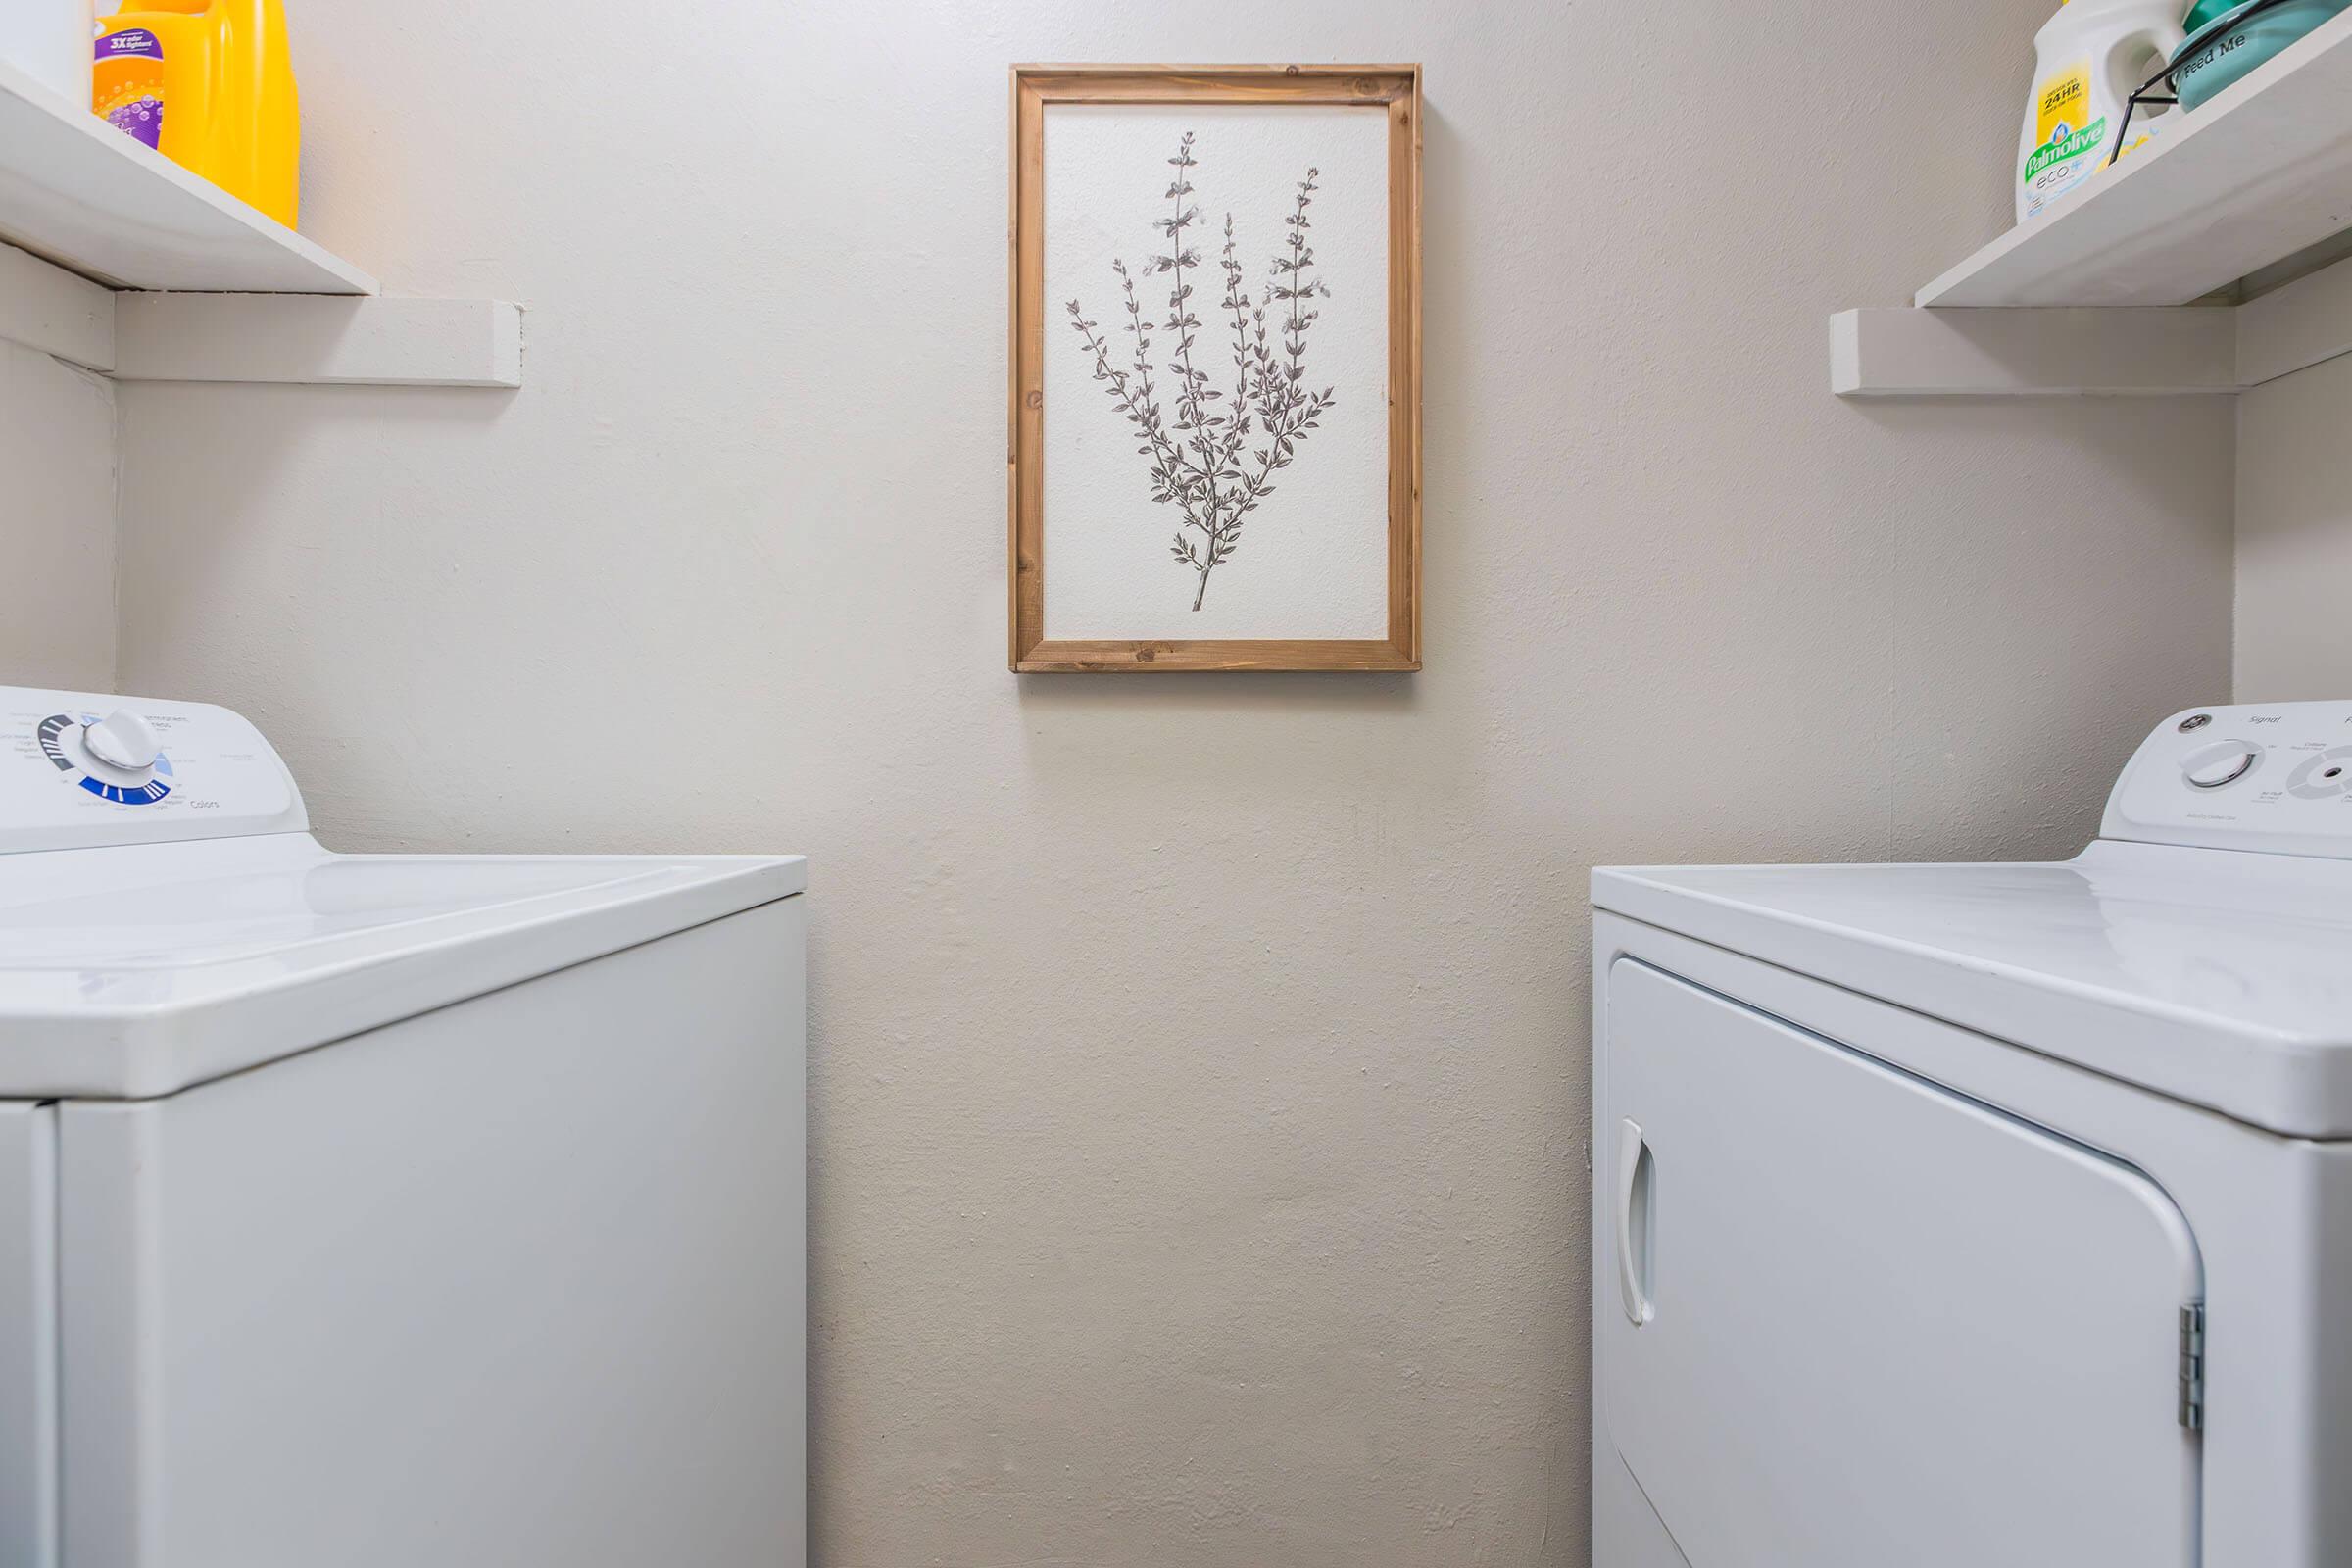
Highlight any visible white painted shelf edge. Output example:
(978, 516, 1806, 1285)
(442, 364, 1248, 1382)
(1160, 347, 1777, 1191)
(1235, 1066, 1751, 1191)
(1832, 250, 2352, 397)
(1912, 7, 2352, 309)
(0, 241, 521, 388)
(0, 57, 373, 295)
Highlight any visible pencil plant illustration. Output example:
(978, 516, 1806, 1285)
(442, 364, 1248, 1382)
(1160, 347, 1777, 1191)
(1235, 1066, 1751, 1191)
(1066, 132, 1337, 612)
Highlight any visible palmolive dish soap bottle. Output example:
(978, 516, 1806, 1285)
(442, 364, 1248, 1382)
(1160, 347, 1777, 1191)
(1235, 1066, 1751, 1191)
(2018, 0, 2186, 221)
(92, 0, 299, 227)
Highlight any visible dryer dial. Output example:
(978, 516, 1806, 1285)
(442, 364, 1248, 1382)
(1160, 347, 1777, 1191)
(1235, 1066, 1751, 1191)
(36, 711, 175, 806)
(84, 708, 161, 771)
(2180, 740, 2261, 791)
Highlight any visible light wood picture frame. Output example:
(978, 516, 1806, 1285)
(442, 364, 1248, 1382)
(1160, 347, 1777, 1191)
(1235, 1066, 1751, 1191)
(1009, 65, 1422, 672)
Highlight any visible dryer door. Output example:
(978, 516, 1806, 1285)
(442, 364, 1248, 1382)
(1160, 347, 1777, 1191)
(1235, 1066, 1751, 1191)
(1601, 959, 2200, 1568)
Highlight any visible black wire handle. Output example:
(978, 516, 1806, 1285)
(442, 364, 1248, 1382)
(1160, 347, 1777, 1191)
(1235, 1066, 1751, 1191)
(2110, 0, 2301, 165)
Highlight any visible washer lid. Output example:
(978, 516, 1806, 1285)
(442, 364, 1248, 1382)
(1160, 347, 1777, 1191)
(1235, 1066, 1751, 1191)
(1594, 839, 2352, 1138)
(0, 833, 806, 1098)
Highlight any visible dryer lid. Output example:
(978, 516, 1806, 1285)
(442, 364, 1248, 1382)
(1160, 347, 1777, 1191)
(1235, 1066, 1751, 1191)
(0, 834, 805, 1098)
(1593, 839, 2352, 1138)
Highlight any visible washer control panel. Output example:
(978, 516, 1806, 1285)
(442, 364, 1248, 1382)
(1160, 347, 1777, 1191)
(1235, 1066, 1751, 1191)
(2, 686, 307, 855)
(2104, 701, 2352, 859)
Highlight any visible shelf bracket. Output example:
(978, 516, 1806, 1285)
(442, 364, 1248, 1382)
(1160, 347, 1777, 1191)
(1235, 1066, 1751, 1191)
(0, 241, 520, 388)
(1834, 250, 2352, 399)
(0, 240, 113, 371)
(113, 295, 522, 388)
(1832, 306, 2237, 398)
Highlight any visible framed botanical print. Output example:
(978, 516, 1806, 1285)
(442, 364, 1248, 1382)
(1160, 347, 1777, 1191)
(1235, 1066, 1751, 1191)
(1008, 65, 1422, 672)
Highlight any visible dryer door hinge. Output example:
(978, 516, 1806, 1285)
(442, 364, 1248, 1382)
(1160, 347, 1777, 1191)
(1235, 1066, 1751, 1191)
(2178, 1302, 2205, 1431)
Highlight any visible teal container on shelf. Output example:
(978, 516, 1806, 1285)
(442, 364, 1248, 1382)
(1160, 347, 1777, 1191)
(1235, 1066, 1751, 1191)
(2172, 0, 2352, 110)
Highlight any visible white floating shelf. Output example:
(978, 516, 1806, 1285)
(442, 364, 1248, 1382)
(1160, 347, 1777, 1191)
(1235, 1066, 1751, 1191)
(1918, 6, 2352, 308)
(0, 59, 520, 386)
(0, 56, 372, 294)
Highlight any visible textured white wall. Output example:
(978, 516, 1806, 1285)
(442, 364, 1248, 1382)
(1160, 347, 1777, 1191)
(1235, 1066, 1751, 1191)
(2237, 355, 2352, 700)
(0, 342, 115, 690)
(112, 1, 2234, 1561)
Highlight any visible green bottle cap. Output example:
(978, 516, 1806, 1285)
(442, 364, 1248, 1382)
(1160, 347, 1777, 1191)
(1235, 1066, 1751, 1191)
(2181, 0, 2239, 33)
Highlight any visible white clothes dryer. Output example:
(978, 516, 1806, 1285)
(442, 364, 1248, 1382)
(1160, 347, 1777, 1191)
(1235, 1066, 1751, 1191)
(1592, 701, 2352, 1567)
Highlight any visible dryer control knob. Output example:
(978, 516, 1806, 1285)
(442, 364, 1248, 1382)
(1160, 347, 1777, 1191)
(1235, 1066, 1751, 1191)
(2181, 740, 2260, 791)
(83, 709, 161, 773)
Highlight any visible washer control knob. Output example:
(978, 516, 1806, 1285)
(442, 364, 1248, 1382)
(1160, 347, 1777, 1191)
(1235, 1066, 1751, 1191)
(2181, 740, 2260, 791)
(83, 709, 160, 772)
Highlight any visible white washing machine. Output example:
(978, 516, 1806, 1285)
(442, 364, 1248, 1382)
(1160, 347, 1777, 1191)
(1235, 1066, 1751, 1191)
(0, 686, 808, 1567)
(1591, 701, 2352, 1568)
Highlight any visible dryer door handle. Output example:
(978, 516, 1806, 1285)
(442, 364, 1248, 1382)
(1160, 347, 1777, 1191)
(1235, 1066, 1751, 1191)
(1617, 1117, 1654, 1327)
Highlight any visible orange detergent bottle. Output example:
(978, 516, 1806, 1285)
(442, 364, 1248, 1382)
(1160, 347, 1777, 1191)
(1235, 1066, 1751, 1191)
(92, 0, 299, 226)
